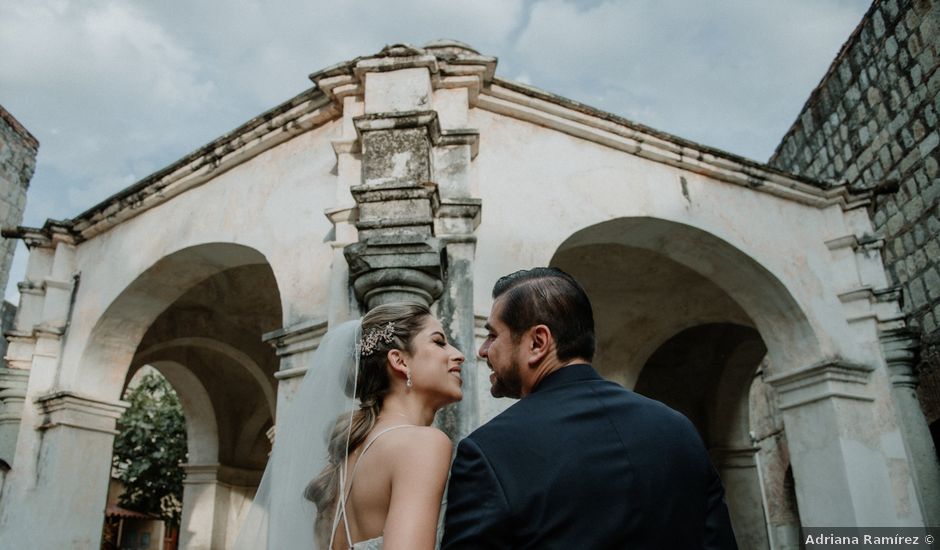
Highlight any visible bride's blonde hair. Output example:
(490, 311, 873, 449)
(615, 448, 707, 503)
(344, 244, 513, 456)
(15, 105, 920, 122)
(304, 302, 431, 543)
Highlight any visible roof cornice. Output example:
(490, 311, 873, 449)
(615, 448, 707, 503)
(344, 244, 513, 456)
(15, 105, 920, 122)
(8, 43, 868, 245)
(10, 88, 336, 243)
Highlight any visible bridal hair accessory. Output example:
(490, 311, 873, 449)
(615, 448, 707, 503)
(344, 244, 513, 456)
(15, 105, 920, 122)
(359, 322, 396, 355)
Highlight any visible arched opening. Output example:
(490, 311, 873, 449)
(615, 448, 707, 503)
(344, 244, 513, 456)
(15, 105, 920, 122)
(104, 367, 188, 550)
(636, 324, 769, 547)
(80, 244, 282, 550)
(551, 217, 819, 549)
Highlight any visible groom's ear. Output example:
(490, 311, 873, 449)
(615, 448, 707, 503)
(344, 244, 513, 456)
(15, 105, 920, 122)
(526, 324, 553, 367)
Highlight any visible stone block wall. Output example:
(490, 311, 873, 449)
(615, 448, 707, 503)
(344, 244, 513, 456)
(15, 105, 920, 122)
(770, 0, 940, 431)
(0, 106, 37, 358)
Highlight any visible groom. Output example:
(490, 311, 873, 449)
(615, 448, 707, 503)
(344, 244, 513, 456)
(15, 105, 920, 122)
(442, 267, 737, 549)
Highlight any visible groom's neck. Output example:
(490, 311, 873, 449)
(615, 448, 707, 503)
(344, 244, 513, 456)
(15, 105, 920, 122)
(520, 356, 590, 397)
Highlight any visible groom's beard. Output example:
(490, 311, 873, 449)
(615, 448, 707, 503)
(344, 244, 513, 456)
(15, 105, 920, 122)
(489, 358, 523, 399)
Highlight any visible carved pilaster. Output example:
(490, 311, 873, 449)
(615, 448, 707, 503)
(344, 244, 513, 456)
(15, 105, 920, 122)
(264, 319, 330, 423)
(879, 326, 940, 526)
(263, 319, 329, 381)
(766, 359, 931, 525)
(0, 367, 29, 464)
(345, 110, 447, 309)
(317, 43, 491, 312)
(880, 327, 920, 388)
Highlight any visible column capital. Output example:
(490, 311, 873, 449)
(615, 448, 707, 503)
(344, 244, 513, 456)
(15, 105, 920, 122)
(435, 198, 482, 241)
(35, 391, 128, 435)
(0, 367, 30, 415)
(350, 266, 444, 309)
(0, 366, 29, 389)
(765, 360, 874, 410)
(0, 367, 30, 463)
(263, 318, 329, 363)
(181, 463, 263, 487)
(879, 327, 920, 388)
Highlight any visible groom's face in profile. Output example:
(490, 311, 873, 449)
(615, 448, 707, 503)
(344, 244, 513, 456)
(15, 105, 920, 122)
(480, 297, 524, 399)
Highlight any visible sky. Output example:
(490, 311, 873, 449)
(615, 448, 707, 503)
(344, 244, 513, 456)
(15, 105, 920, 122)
(1, 0, 872, 301)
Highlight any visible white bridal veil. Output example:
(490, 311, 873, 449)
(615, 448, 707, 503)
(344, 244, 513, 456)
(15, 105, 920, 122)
(233, 320, 361, 549)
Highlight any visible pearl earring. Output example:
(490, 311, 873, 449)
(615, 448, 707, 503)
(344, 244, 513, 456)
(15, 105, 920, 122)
(406, 372, 413, 388)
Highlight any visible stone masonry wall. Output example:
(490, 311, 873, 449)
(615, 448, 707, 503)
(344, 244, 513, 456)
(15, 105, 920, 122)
(0, 106, 38, 358)
(770, 0, 940, 431)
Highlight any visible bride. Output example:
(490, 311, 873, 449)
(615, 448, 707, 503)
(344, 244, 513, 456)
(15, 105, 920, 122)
(235, 302, 465, 549)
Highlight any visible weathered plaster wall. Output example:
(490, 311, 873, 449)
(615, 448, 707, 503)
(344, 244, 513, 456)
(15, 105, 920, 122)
(58, 118, 342, 398)
(468, 107, 870, 370)
(772, 0, 940, 429)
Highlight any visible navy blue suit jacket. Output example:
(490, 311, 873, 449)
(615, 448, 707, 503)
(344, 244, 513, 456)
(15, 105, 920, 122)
(442, 364, 737, 549)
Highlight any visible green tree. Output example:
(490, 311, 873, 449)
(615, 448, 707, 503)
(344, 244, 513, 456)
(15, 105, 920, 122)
(112, 371, 188, 527)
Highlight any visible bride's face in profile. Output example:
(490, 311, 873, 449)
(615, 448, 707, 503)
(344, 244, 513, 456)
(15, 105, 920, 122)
(404, 315, 465, 406)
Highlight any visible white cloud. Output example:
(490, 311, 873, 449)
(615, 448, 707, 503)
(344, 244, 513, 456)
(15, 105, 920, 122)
(2, 0, 532, 226)
(0, 0, 219, 213)
(508, 0, 868, 160)
(0, 0, 869, 301)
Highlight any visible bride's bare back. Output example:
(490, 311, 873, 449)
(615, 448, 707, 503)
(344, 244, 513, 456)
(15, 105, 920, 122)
(332, 423, 452, 550)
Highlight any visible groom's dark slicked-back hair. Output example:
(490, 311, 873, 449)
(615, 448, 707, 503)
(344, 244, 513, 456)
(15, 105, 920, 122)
(492, 267, 595, 362)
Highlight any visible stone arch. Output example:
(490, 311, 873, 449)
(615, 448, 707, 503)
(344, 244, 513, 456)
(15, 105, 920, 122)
(73, 243, 278, 400)
(135, 338, 276, 420)
(635, 324, 769, 547)
(549, 217, 824, 549)
(550, 217, 822, 381)
(83, 242, 282, 549)
(634, 324, 765, 445)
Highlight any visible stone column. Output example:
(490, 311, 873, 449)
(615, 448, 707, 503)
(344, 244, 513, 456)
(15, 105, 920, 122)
(180, 463, 263, 550)
(4, 391, 127, 548)
(312, 43, 492, 434)
(711, 446, 770, 549)
(180, 463, 225, 550)
(0, 367, 28, 466)
(767, 361, 923, 526)
(881, 327, 940, 526)
(435, 200, 481, 439)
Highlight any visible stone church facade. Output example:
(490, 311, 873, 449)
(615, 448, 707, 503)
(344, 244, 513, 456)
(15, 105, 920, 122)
(0, 5, 938, 549)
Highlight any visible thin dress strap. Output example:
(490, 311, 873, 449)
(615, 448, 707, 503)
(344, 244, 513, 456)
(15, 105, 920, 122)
(330, 424, 416, 549)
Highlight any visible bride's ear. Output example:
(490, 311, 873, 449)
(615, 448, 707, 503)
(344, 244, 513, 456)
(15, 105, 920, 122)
(386, 349, 409, 378)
